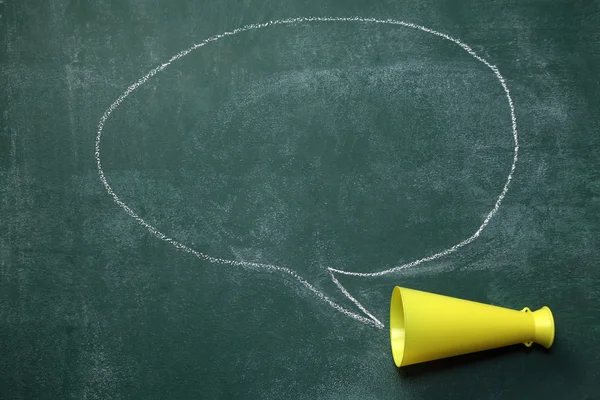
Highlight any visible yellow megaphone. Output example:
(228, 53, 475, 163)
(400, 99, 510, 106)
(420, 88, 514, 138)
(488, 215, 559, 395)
(390, 286, 554, 367)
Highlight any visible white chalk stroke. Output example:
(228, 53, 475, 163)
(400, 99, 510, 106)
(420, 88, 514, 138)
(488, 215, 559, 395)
(95, 17, 519, 330)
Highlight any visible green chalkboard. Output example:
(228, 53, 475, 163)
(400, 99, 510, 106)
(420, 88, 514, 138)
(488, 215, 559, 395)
(1, 0, 599, 398)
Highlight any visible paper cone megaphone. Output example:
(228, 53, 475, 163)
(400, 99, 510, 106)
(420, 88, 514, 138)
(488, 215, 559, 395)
(390, 286, 554, 367)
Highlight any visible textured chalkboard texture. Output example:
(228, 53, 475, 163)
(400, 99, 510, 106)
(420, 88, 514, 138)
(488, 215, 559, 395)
(1, 0, 599, 398)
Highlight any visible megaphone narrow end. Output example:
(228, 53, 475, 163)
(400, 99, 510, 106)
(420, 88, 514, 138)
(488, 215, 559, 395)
(390, 287, 406, 367)
(533, 306, 555, 349)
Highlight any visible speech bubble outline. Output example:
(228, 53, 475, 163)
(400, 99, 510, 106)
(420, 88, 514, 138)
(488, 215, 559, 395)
(95, 17, 519, 329)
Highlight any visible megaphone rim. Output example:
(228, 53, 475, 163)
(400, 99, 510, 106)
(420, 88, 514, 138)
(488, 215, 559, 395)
(390, 286, 406, 367)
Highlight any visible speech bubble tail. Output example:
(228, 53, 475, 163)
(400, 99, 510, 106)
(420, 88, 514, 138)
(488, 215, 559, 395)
(328, 269, 384, 329)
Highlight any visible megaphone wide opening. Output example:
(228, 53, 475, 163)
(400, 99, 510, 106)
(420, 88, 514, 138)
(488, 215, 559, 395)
(390, 286, 406, 367)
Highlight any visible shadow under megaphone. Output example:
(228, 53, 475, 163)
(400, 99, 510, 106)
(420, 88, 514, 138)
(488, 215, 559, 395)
(396, 344, 538, 378)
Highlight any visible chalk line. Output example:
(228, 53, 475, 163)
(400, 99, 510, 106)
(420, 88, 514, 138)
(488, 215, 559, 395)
(328, 27, 519, 277)
(95, 17, 518, 329)
(329, 270, 384, 328)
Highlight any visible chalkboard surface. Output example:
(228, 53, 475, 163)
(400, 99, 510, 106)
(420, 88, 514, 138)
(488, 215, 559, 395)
(1, 0, 599, 399)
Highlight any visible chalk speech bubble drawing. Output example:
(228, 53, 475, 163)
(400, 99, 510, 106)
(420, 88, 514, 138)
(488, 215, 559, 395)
(95, 17, 519, 330)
